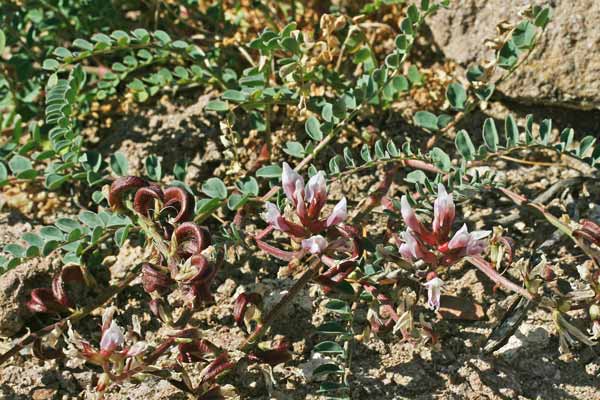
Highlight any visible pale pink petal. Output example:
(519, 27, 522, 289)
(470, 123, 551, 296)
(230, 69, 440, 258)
(326, 197, 347, 227)
(282, 162, 304, 206)
(262, 202, 288, 231)
(125, 341, 148, 357)
(294, 179, 308, 221)
(432, 184, 455, 238)
(398, 230, 419, 261)
(100, 321, 124, 352)
(305, 171, 327, 204)
(466, 239, 488, 256)
(101, 306, 116, 332)
(448, 224, 469, 249)
(423, 277, 444, 310)
(400, 195, 423, 234)
(301, 235, 328, 254)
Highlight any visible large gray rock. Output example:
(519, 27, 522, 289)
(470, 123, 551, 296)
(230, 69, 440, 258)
(429, 0, 600, 110)
(0, 258, 53, 337)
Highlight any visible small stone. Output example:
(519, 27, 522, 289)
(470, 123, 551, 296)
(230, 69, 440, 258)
(32, 388, 57, 400)
(0, 258, 54, 337)
(495, 323, 550, 359)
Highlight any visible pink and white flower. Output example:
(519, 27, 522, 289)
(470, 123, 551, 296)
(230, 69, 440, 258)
(262, 163, 348, 235)
(397, 184, 490, 266)
(448, 224, 490, 256)
(302, 235, 328, 254)
(423, 276, 444, 311)
(432, 184, 455, 241)
(100, 320, 125, 354)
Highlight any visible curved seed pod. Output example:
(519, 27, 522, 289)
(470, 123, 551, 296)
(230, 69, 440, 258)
(142, 263, 175, 294)
(200, 353, 234, 384)
(187, 255, 217, 284)
(173, 223, 211, 258)
(109, 176, 148, 210)
(248, 339, 292, 366)
(177, 339, 212, 363)
(133, 186, 164, 217)
(26, 288, 68, 313)
(233, 292, 262, 328)
(180, 256, 218, 304)
(51, 265, 84, 307)
(163, 186, 195, 223)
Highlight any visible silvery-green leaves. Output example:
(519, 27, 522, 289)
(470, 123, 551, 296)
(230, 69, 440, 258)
(1, 211, 132, 272)
(453, 114, 600, 169)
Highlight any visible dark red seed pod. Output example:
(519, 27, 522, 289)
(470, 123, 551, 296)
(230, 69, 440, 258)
(167, 328, 200, 339)
(581, 219, 600, 238)
(187, 255, 217, 284)
(133, 186, 164, 218)
(26, 288, 68, 314)
(51, 265, 84, 307)
(142, 263, 174, 294)
(249, 340, 292, 366)
(163, 186, 195, 223)
(173, 223, 211, 259)
(574, 229, 600, 246)
(109, 176, 148, 210)
(177, 339, 212, 363)
(233, 292, 262, 328)
(200, 353, 235, 384)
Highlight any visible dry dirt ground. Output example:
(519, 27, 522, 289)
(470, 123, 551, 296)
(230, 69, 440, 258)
(1, 94, 600, 399)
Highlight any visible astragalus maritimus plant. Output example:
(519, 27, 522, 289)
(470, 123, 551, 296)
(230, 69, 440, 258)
(2, 1, 600, 399)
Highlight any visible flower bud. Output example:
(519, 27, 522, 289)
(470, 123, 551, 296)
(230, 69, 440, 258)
(281, 162, 304, 207)
(326, 197, 347, 227)
(432, 184, 455, 242)
(100, 321, 124, 355)
(301, 235, 328, 254)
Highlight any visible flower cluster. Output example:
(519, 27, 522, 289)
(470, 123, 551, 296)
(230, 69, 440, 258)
(65, 307, 149, 392)
(398, 184, 490, 267)
(108, 176, 221, 308)
(257, 163, 360, 290)
(262, 162, 348, 253)
(397, 184, 490, 310)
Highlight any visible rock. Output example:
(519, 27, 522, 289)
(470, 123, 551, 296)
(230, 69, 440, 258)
(0, 258, 54, 337)
(428, 0, 600, 110)
(494, 322, 550, 359)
